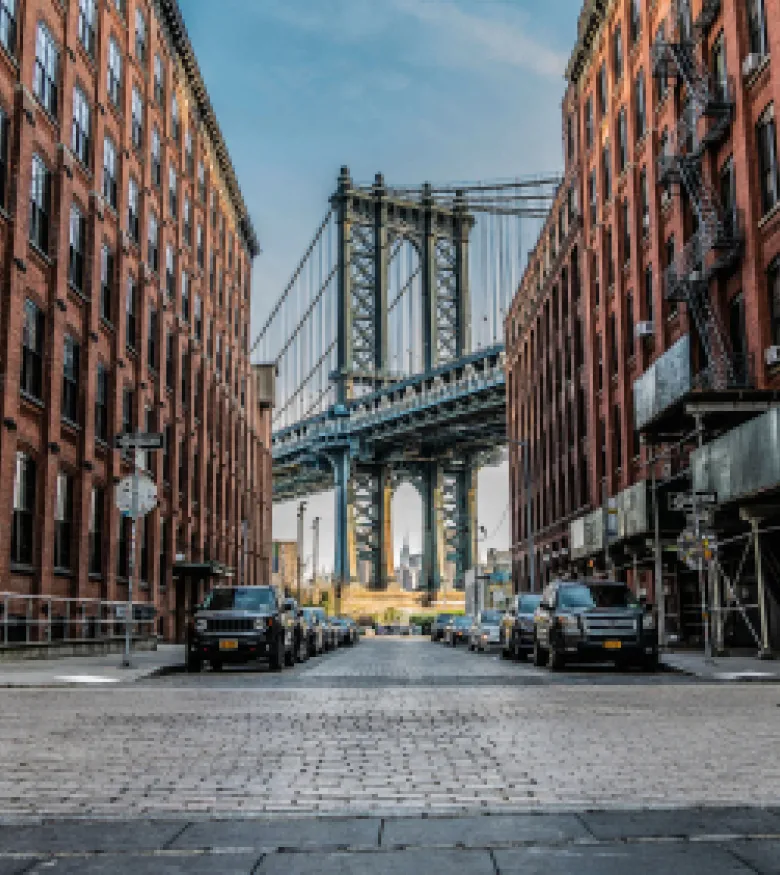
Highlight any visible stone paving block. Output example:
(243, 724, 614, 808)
(578, 807, 780, 841)
(25, 853, 260, 874)
(382, 813, 591, 848)
(493, 843, 756, 874)
(0, 822, 184, 854)
(0, 861, 40, 875)
(172, 817, 382, 851)
(258, 848, 496, 875)
(728, 840, 780, 874)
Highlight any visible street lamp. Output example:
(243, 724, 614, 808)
(296, 501, 307, 604)
(507, 439, 536, 593)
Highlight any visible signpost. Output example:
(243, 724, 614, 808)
(668, 491, 717, 513)
(114, 433, 163, 668)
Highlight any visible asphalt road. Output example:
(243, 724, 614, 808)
(2, 638, 779, 873)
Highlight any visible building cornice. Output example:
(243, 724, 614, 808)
(157, 0, 260, 259)
(565, 0, 609, 86)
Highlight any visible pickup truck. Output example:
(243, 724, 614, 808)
(533, 579, 658, 671)
(187, 586, 298, 672)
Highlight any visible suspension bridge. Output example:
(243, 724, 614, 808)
(255, 167, 562, 604)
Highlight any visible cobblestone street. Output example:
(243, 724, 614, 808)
(1, 639, 779, 824)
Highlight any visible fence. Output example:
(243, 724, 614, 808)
(0, 593, 157, 647)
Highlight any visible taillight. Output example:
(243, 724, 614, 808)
(267, 616, 274, 629)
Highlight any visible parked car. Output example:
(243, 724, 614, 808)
(501, 593, 542, 660)
(301, 606, 326, 656)
(282, 597, 310, 665)
(444, 615, 473, 646)
(306, 607, 338, 651)
(332, 617, 358, 646)
(533, 579, 658, 671)
(469, 610, 504, 652)
(431, 613, 454, 642)
(186, 586, 296, 673)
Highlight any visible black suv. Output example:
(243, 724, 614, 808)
(187, 586, 297, 672)
(533, 579, 658, 671)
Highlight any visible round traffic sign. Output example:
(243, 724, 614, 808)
(115, 474, 158, 518)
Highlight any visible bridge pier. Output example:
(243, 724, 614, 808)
(350, 465, 395, 591)
(451, 464, 478, 588)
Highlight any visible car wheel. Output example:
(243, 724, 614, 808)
(284, 641, 295, 667)
(549, 638, 566, 672)
(186, 652, 202, 673)
(533, 638, 548, 668)
(210, 660, 222, 672)
(643, 652, 659, 672)
(269, 635, 285, 672)
(515, 647, 528, 662)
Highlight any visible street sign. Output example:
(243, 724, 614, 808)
(113, 431, 164, 451)
(115, 473, 158, 519)
(669, 491, 718, 513)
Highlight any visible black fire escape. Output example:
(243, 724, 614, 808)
(652, 0, 747, 389)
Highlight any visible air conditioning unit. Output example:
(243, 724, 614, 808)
(642, 213, 650, 232)
(742, 53, 765, 80)
(766, 346, 780, 367)
(635, 321, 654, 338)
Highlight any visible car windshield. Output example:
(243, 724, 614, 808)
(558, 584, 639, 610)
(303, 608, 326, 621)
(519, 595, 542, 614)
(454, 616, 472, 628)
(436, 614, 453, 624)
(481, 611, 503, 624)
(201, 587, 275, 612)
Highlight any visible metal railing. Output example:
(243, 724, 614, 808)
(0, 593, 157, 647)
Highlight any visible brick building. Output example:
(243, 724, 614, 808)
(0, 0, 273, 643)
(507, 0, 780, 649)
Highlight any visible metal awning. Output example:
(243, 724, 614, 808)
(172, 561, 235, 582)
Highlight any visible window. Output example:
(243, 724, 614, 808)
(154, 54, 164, 105)
(757, 108, 778, 215)
(617, 107, 627, 172)
(0, 0, 17, 56)
(197, 224, 204, 267)
(117, 517, 129, 578)
(210, 190, 217, 228)
(183, 196, 192, 245)
(100, 244, 114, 322)
(126, 274, 137, 350)
(151, 126, 161, 187)
(166, 244, 175, 298)
(128, 176, 139, 242)
(589, 169, 597, 225)
(168, 165, 177, 217)
(68, 204, 86, 293)
(769, 258, 780, 347)
(567, 114, 575, 164)
(644, 264, 654, 324)
(181, 271, 189, 321)
(0, 107, 8, 209)
(626, 292, 635, 358)
(613, 406, 622, 473)
(748, 0, 768, 56)
(621, 198, 631, 264)
(54, 471, 73, 571)
(711, 32, 727, 102)
(122, 386, 134, 434)
(163, 424, 172, 482)
(135, 8, 146, 62)
(665, 235, 677, 315)
(602, 143, 612, 202)
(148, 306, 158, 372)
(194, 294, 202, 341)
(148, 211, 159, 273)
(34, 23, 59, 116)
(729, 292, 747, 361)
(597, 62, 607, 118)
(108, 37, 122, 106)
(166, 332, 174, 392)
(12, 451, 35, 567)
(629, 0, 641, 44)
(89, 486, 104, 576)
(585, 96, 593, 149)
(609, 312, 618, 374)
(95, 362, 108, 443)
(29, 154, 51, 253)
(635, 70, 646, 140)
(720, 156, 736, 233)
(21, 299, 44, 400)
(605, 226, 614, 287)
(210, 250, 216, 294)
(77, 0, 96, 56)
(171, 93, 180, 142)
(181, 351, 189, 406)
(62, 334, 80, 423)
(185, 129, 194, 176)
(131, 86, 143, 150)
(198, 161, 205, 201)
(655, 25, 668, 103)
(613, 25, 623, 81)
(597, 333, 603, 391)
(103, 136, 117, 209)
(639, 167, 649, 231)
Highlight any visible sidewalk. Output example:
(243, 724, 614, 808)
(662, 651, 780, 682)
(0, 644, 184, 688)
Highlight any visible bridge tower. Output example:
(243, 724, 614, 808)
(329, 167, 478, 602)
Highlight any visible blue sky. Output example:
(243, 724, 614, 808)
(184, 0, 581, 569)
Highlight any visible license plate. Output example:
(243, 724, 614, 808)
(219, 639, 238, 651)
(604, 640, 622, 650)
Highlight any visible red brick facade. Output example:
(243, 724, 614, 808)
(507, 0, 780, 595)
(0, 0, 272, 641)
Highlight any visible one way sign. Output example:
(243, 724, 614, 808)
(113, 432, 164, 451)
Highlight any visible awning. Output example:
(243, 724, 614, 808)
(172, 561, 235, 582)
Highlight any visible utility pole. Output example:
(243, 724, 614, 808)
(311, 516, 320, 592)
(296, 501, 307, 605)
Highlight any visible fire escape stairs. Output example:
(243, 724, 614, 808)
(652, 1, 745, 390)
